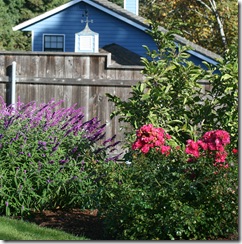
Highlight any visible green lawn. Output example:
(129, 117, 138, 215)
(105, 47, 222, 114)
(0, 216, 89, 240)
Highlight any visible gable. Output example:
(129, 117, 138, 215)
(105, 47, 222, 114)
(17, 1, 156, 56)
(13, 0, 222, 67)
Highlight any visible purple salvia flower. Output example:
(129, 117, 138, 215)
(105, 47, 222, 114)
(19, 100, 35, 113)
(111, 141, 121, 147)
(64, 128, 74, 137)
(4, 116, 14, 129)
(16, 96, 23, 110)
(87, 131, 105, 142)
(105, 141, 121, 150)
(52, 142, 60, 152)
(105, 153, 123, 162)
(11, 133, 19, 142)
(94, 147, 105, 154)
(59, 159, 69, 165)
(44, 108, 52, 121)
(103, 135, 116, 145)
(51, 111, 56, 119)
(5, 201, 8, 207)
(110, 148, 118, 153)
(36, 104, 49, 114)
(61, 122, 69, 130)
(38, 141, 47, 147)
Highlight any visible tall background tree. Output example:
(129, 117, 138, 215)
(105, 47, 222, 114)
(139, 0, 238, 55)
(0, 0, 70, 50)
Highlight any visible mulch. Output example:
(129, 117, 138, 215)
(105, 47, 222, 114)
(20, 208, 105, 240)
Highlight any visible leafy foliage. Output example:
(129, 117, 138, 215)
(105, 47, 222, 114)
(0, 97, 120, 216)
(107, 25, 207, 146)
(107, 23, 238, 151)
(96, 126, 238, 240)
(198, 44, 238, 149)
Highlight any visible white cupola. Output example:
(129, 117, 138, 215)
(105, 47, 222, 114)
(75, 17, 99, 53)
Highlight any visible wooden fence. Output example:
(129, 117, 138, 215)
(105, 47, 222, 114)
(0, 51, 146, 153)
(0, 51, 211, 154)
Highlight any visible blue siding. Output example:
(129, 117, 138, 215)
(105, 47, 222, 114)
(23, 2, 156, 58)
(21, 1, 217, 68)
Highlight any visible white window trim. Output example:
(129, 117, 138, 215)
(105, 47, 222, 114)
(42, 34, 65, 52)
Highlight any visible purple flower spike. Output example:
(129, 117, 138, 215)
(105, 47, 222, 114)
(59, 159, 69, 165)
(103, 135, 116, 145)
(52, 143, 60, 152)
(38, 141, 47, 147)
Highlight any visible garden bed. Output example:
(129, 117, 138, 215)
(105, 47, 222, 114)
(12, 209, 238, 240)
(17, 209, 105, 240)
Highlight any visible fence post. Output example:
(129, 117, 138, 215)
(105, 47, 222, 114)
(11, 61, 16, 107)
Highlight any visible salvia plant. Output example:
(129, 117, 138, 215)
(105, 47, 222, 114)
(0, 97, 121, 216)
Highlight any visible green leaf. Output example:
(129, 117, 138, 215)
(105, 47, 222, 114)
(221, 74, 232, 80)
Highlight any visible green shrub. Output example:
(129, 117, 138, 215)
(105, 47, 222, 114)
(97, 125, 238, 240)
(103, 21, 238, 240)
(0, 98, 120, 217)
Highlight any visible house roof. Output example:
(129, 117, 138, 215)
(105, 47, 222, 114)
(101, 43, 143, 65)
(13, 0, 222, 62)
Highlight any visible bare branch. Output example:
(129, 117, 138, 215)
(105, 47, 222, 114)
(197, 0, 227, 47)
(196, 0, 212, 12)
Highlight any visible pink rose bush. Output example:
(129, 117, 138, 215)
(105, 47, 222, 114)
(185, 129, 231, 169)
(132, 124, 171, 155)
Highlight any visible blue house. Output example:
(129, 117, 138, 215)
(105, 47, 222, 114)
(13, 0, 222, 67)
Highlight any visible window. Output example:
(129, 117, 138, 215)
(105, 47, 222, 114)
(43, 35, 64, 52)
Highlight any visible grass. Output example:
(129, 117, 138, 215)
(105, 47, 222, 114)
(0, 216, 89, 240)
